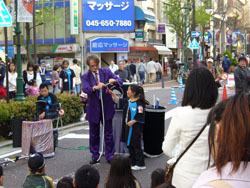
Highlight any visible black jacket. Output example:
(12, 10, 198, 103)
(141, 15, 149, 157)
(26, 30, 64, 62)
(234, 66, 250, 93)
(23, 70, 37, 86)
(130, 64, 136, 76)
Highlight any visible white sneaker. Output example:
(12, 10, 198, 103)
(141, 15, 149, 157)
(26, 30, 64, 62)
(138, 166, 146, 170)
(131, 165, 140, 171)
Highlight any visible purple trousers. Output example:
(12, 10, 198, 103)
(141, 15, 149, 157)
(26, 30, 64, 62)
(89, 119, 115, 160)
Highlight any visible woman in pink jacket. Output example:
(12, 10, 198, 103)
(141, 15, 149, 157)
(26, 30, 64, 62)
(193, 94, 250, 188)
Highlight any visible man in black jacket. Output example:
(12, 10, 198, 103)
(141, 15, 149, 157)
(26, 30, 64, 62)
(37, 83, 59, 120)
(234, 56, 250, 94)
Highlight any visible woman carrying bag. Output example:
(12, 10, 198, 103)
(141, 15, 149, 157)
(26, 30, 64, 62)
(162, 67, 218, 188)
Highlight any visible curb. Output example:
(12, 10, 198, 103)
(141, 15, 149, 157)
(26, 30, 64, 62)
(0, 121, 89, 149)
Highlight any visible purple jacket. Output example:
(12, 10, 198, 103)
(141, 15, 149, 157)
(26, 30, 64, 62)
(81, 68, 122, 124)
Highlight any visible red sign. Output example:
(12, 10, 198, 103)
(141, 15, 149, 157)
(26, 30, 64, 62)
(226, 30, 233, 36)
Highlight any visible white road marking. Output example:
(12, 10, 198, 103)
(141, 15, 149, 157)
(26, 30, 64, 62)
(0, 150, 22, 159)
(58, 133, 89, 140)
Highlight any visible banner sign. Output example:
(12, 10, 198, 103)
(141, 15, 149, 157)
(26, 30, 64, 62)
(83, 0, 134, 31)
(87, 38, 129, 52)
(158, 23, 166, 34)
(247, 34, 250, 44)
(70, 0, 79, 35)
(30, 44, 79, 53)
(135, 29, 143, 42)
(17, 0, 33, 22)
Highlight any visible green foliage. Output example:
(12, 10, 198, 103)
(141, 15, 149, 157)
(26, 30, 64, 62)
(195, 5, 211, 27)
(0, 94, 84, 138)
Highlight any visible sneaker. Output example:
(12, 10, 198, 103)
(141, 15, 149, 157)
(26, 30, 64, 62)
(90, 158, 100, 165)
(138, 166, 146, 170)
(131, 165, 140, 171)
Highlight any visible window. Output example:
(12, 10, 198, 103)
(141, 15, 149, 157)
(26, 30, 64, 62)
(55, 7, 65, 38)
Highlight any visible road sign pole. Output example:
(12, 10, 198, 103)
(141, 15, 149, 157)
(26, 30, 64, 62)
(14, 0, 25, 101)
(184, 6, 188, 73)
(245, 29, 247, 55)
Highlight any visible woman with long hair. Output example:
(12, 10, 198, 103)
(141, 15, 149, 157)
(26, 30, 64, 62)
(23, 62, 37, 90)
(4, 62, 17, 99)
(193, 94, 250, 187)
(105, 155, 141, 188)
(162, 67, 218, 188)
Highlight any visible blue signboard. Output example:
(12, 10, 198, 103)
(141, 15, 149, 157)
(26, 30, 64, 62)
(0, 0, 12, 27)
(0, 46, 14, 58)
(87, 38, 129, 52)
(83, 0, 134, 31)
(191, 31, 201, 38)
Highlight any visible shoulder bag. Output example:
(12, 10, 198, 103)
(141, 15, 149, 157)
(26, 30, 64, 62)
(165, 123, 208, 188)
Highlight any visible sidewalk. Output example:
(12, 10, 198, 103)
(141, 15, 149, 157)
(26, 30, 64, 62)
(143, 77, 180, 90)
(0, 121, 88, 158)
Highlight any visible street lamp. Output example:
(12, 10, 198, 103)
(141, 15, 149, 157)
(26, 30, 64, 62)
(14, 0, 25, 101)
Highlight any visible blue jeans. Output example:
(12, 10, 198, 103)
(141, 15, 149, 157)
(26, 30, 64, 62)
(156, 72, 161, 82)
(74, 84, 81, 94)
(139, 71, 145, 84)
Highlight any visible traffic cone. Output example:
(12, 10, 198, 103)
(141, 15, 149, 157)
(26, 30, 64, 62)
(222, 85, 227, 100)
(169, 86, 178, 104)
(179, 78, 184, 91)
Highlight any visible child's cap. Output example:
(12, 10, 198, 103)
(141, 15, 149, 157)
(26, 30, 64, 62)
(28, 153, 45, 172)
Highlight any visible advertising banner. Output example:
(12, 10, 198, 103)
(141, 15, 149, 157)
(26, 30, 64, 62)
(17, 0, 33, 22)
(135, 29, 143, 42)
(83, 0, 134, 31)
(158, 23, 166, 34)
(70, 0, 79, 35)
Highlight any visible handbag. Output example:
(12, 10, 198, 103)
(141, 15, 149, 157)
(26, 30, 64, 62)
(165, 123, 208, 188)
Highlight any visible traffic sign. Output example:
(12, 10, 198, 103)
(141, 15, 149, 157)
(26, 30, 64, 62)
(234, 30, 242, 35)
(227, 37, 233, 44)
(189, 38, 200, 49)
(191, 31, 201, 38)
(226, 30, 233, 36)
(0, 0, 12, 27)
(221, 73, 228, 81)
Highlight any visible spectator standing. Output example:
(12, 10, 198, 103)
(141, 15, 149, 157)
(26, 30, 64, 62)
(74, 165, 100, 188)
(114, 60, 129, 82)
(124, 59, 132, 81)
(39, 62, 46, 83)
(109, 59, 118, 73)
(162, 67, 218, 188)
(176, 58, 181, 69)
(155, 60, 163, 82)
(206, 58, 221, 88)
(25, 79, 40, 96)
(23, 62, 37, 90)
(23, 153, 54, 188)
(57, 177, 74, 188)
(170, 61, 178, 80)
(70, 59, 81, 95)
(34, 64, 42, 89)
(222, 55, 231, 73)
(129, 61, 136, 80)
(59, 60, 76, 94)
(138, 60, 147, 85)
(151, 169, 165, 188)
(0, 57, 6, 87)
(105, 155, 141, 188)
(4, 62, 17, 99)
(81, 55, 122, 164)
(193, 94, 250, 188)
(234, 56, 250, 94)
(52, 64, 60, 93)
(147, 58, 157, 83)
(37, 83, 59, 120)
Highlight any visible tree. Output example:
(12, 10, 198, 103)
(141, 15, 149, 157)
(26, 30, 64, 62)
(195, 4, 211, 60)
(26, 1, 58, 62)
(164, 0, 192, 60)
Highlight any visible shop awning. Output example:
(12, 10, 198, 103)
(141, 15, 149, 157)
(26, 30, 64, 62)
(154, 45, 172, 55)
(135, 6, 156, 23)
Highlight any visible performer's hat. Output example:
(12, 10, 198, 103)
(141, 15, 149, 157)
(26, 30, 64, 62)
(28, 153, 45, 173)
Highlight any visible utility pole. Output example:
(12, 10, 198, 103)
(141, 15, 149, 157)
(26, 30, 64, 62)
(192, 0, 197, 67)
(3, 0, 9, 103)
(33, 0, 37, 64)
(213, 18, 216, 66)
(14, 0, 25, 101)
(184, 4, 188, 72)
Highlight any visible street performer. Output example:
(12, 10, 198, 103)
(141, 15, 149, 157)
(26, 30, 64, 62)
(81, 55, 122, 164)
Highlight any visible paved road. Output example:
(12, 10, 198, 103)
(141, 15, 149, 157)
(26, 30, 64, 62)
(1, 83, 234, 188)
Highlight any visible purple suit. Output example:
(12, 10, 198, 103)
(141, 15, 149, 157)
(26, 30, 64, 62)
(81, 68, 122, 160)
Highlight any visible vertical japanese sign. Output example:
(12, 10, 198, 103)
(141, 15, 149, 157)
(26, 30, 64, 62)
(158, 23, 166, 34)
(17, 0, 33, 22)
(135, 29, 143, 42)
(83, 0, 134, 31)
(70, 0, 78, 35)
